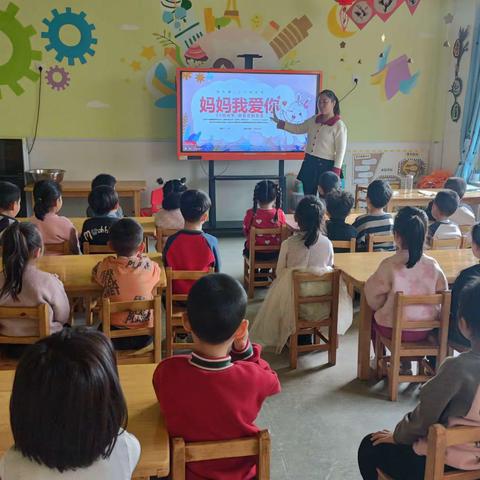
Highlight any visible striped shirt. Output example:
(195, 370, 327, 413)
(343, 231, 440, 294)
(352, 212, 394, 251)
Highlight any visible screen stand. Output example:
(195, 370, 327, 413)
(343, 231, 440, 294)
(205, 160, 287, 236)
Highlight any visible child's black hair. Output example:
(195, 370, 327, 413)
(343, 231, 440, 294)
(444, 177, 467, 199)
(180, 190, 211, 223)
(33, 180, 62, 221)
(11, 328, 127, 472)
(326, 190, 354, 220)
(91, 174, 117, 189)
(0, 181, 20, 210)
(393, 206, 427, 269)
(367, 179, 392, 209)
(109, 218, 144, 257)
(458, 278, 480, 339)
(319, 89, 340, 115)
(187, 273, 247, 344)
(295, 195, 325, 248)
(88, 185, 119, 216)
(471, 223, 480, 246)
(250, 180, 281, 226)
(434, 190, 459, 217)
(162, 177, 187, 211)
(318, 171, 340, 197)
(0, 222, 43, 301)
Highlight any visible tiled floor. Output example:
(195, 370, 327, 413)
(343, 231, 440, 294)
(218, 237, 419, 479)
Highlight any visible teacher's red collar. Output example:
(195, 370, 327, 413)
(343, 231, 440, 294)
(315, 114, 341, 125)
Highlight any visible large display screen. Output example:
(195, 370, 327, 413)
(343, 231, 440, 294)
(177, 68, 322, 160)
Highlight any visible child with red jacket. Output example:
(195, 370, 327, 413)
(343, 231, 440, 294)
(153, 273, 281, 480)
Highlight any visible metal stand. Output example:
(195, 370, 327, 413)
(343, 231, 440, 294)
(206, 160, 287, 235)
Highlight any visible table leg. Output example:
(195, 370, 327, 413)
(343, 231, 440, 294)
(133, 192, 141, 216)
(357, 288, 373, 380)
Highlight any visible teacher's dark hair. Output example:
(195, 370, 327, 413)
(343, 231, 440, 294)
(10, 328, 128, 472)
(319, 89, 340, 116)
(393, 206, 427, 269)
(295, 195, 325, 248)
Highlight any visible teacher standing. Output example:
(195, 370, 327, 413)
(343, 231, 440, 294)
(271, 89, 347, 195)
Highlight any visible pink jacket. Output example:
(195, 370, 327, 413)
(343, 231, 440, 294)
(31, 213, 80, 255)
(365, 250, 448, 329)
(0, 263, 70, 336)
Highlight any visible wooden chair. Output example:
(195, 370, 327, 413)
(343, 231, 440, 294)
(331, 238, 356, 252)
(0, 304, 50, 368)
(101, 296, 162, 364)
(165, 267, 213, 357)
(82, 242, 115, 254)
(156, 227, 180, 252)
(378, 424, 480, 480)
(44, 241, 70, 255)
(171, 430, 271, 480)
(375, 291, 451, 401)
(354, 185, 368, 209)
(243, 226, 287, 299)
(289, 270, 340, 369)
(367, 233, 395, 252)
(431, 237, 462, 250)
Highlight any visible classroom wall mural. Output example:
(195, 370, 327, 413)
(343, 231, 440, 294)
(0, 0, 452, 142)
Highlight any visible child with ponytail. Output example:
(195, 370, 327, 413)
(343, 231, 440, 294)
(243, 180, 286, 260)
(154, 177, 187, 232)
(250, 196, 335, 351)
(365, 207, 448, 346)
(0, 222, 70, 338)
(31, 180, 80, 255)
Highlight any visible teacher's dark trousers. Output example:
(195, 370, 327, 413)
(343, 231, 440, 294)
(297, 153, 335, 195)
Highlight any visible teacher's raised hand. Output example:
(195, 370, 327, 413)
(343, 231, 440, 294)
(270, 106, 280, 124)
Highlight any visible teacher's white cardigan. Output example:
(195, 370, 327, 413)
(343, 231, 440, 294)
(278, 115, 348, 170)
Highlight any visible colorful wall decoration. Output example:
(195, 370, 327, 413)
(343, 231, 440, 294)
(449, 26, 469, 122)
(0, 0, 451, 142)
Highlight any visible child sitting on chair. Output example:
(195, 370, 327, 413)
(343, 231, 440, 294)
(243, 180, 286, 261)
(87, 173, 124, 218)
(93, 219, 160, 350)
(352, 179, 394, 251)
(154, 177, 187, 231)
(317, 171, 340, 199)
(153, 273, 280, 480)
(358, 278, 480, 480)
(325, 190, 357, 252)
(80, 185, 119, 250)
(426, 190, 462, 247)
(365, 207, 448, 373)
(0, 181, 21, 236)
(31, 180, 80, 255)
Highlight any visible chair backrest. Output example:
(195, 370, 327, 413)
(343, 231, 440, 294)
(248, 226, 288, 257)
(44, 241, 70, 255)
(0, 304, 50, 344)
(459, 225, 472, 236)
(431, 237, 462, 250)
(332, 238, 356, 252)
(425, 424, 480, 479)
(156, 227, 180, 252)
(367, 233, 395, 252)
(83, 242, 115, 254)
(392, 291, 451, 362)
(354, 185, 368, 209)
(151, 187, 164, 211)
(101, 296, 162, 363)
(171, 430, 271, 480)
(460, 235, 472, 249)
(165, 267, 213, 304)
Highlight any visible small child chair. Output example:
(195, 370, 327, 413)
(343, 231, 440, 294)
(140, 178, 164, 217)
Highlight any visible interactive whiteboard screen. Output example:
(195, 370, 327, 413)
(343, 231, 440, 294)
(177, 68, 322, 160)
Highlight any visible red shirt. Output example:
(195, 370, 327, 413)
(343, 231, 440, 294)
(243, 208, 287, 247)
(153, 343, 281, 480)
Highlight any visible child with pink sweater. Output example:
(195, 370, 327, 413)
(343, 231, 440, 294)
(365, 207, 448, 343)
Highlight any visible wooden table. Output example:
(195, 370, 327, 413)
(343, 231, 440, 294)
(0, 364, 169, 479)
(25, 181, 147, 216)
(18, 217, 156, 238)
(387, 189, 480, 212)
(32, 253, 166, 296)
(334, 249, 477, 380)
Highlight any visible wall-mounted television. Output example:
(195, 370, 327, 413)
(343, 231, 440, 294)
(177, 68, 322, 160)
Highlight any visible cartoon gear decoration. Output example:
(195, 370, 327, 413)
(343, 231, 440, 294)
(0, 2, 42, 99)
(45, 65, 70, 91)
(41, 7, 97, 66)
